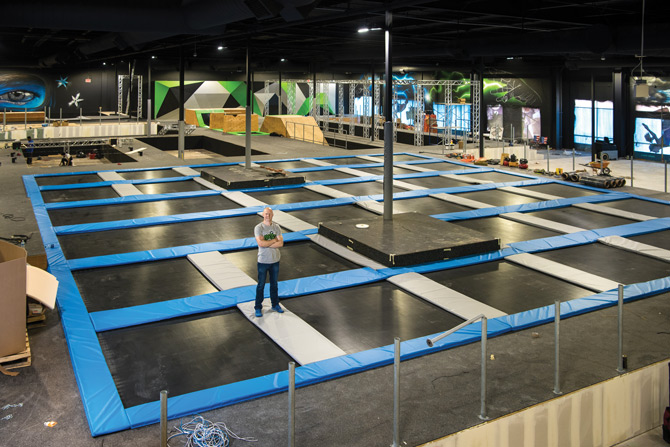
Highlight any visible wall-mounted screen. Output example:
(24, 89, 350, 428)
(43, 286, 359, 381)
(634, 117, 670, 160)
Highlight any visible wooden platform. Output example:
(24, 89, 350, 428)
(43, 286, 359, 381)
(185, 108, 259, 132)
(0, 332, 31, 373)
(260, 115, 328, 145)
(1, 111, 45, 123)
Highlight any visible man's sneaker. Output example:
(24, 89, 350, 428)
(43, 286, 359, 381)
(272, 305, 284, 313)
(255, 309, 262, 318)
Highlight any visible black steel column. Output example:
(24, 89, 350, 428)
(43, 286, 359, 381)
(590, 74, 596, 161)
(613, 71, 627, 158)
(147, 56, 152, 136)
(178, 45, 185, 160)
(383, 11, 393, 220)
(245, 43, 251, 168)
(554, 69, 563, 150)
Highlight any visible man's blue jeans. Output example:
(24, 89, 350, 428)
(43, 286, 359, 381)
(255, 262, 279, 310)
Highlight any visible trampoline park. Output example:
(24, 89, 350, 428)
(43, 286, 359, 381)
(24, 152, 670, 436)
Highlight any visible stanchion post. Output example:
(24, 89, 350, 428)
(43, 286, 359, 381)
(79, 108, 82, 126)
(479, 316, 488, 420)
(288, 361, 295, 447)
(617, 284, 626, 373)
(24, 108, 27, 130)
(553, 301, 562, 395)
(160, 390, 168, 447)
(572, 149, 576, 172)
(665, 160, 667, 193)
(546, 147, 550, 173)
(630, 156, 634, 187)
(393, 337, 400, 447)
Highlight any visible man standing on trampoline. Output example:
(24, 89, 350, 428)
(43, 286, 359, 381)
(254, 207, 284, 317)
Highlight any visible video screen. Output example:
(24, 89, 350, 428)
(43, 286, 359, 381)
(634, 117, 670, 158)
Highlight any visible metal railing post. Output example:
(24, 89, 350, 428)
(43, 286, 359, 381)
(426, 314, 489, 420)
(393, 337, 400, 447)
(616, 285, 626, 373)
(553, 301, 562, 395)
(665, 160, 667, 193)
(546, 147, 550, 174)
(288, 361, 296, 447)
(479, 316, 488, 420)
(572, 149, 576, 171)
(630, 156, 634, 187)
(160, 390, 168, 447)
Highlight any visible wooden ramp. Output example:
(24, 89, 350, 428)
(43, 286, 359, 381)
(260, 115, 328, 145)
(185, 108, 259, 132)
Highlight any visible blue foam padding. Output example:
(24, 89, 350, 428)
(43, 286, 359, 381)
(67, 231, 312, 270)
(55, 206, 264, 235)
(44, 190, 222, 210)
(24, 155, 670, 437)
(23, 175, 129, 437)
(123, 274, 670, 429)
(90, 267, 387, 331)
(38, 176, 199, 191)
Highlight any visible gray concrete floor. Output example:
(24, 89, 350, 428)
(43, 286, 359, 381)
(0, 131, 669, 446)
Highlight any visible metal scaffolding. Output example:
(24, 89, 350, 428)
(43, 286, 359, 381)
(374, 80, 380, 140)
(362, 82, 370, 139)
(471, 75, 481, 146)
(338, 83, 344, 134)
(287, 82, 296, 115)
(309, 82, 315, 118)
(264, 80, 271, 116)
(413, 83, 424, 147)
(117, 75, 143, 116)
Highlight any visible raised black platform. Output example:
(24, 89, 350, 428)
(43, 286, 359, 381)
(200, 165, 305, 189)
(318, 212, 500, 267)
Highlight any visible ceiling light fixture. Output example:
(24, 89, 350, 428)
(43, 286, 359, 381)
(218, 45, 224, 50)
(358, 26, 370, 33)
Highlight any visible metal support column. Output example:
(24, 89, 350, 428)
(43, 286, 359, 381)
(338, 83, 344, 134)
(414, 82, 424, 147)
(362, 80, 370, 140)
(245, 43, 251, 168)
(383, 11, 394, 220)
(178, 46, 185, 160)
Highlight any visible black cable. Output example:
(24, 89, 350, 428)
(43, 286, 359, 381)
(2, 212, 25, 222)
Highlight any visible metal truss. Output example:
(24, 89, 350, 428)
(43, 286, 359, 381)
(362, 82, 370, 140)
(287, 82, 296, 115)
(117, 75, 143, 116)
(393, 85, 398, 142)
(414, 83, 424, 146)
(309, 82, 315, 118)
(264, 80, 271, 116)
(374, 80, 380, 140)
(471, 75, 481, 145)
(338, 83, 344, 134)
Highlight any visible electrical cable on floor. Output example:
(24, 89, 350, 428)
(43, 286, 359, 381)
(2, 212, 25, 221)
(167, 415, 257, 447)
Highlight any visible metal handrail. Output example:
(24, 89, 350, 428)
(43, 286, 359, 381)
(427, 313, 489, 420)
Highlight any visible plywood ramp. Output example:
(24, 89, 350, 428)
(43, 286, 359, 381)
(210, 112, 259, 132)
(260, 115, 328, 145)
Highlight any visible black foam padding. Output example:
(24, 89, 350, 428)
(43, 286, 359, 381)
(520, 183, 602, 198)
(391, 197, 471, 214)
(424, 260, 593, 315)
(596, 198, 670, 218)
(135, 181, 210, 194)
(533, 243, 670, 284)
(328, 181, 404, 196)
(400, 175, 469, 189)
(629, 229, 670, 250)
(41, 186, 119, 203)
(221, 241, 360, 281)
(525, 207, 635, 230)
(58, 214, 261, 259)
(456, 189, 541, 207)
(246, 187, 329, 205)
(48, 195, 240, 226)
(449, 216, 560, 246)
(118, 170, 182, 180)
(357, 166, 417, 176)
(283, 281, 464, 354)
(465, 171, 531, 183)
(36, 174, 102, 186)
(73, 258, 218, 312)
(318, 212, 500, 267)
(301, 170, 355, 181)
(200, 165, 305, 189)
(98, 309, 293, 408)
(287, 204, 376, 226)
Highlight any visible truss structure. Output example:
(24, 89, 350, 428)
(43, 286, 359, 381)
(117, 75, 143, 117)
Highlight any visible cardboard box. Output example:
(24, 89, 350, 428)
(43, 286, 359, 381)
(0, 241, 27, 358)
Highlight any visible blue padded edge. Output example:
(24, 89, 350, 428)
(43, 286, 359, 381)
(90, 267, 387, 331)
(124, 274, 670, 429)
(55, 206, 264, 235)
(40, 176, 199, 191)
(67, 231, 312, 270)
(45, 189, 222, 210)
(23, 175, 130, 436)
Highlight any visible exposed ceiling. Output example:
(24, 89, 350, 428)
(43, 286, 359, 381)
(2, 0, 670, 76)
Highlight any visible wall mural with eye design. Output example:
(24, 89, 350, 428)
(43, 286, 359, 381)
(0, 73, 51, 111)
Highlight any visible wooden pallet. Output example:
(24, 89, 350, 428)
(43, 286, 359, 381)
(0, 332, 31, 375)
